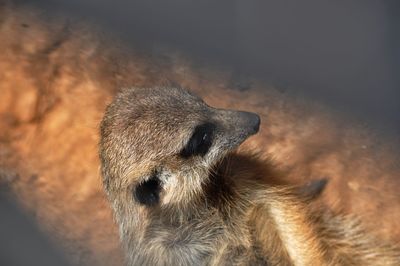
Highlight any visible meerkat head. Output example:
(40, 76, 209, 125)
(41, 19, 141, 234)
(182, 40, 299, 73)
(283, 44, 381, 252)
(100, 87, 260, 210)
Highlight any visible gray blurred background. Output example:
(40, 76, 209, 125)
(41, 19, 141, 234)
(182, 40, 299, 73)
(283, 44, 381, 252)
(0, 189, 70, 266)
(17, 0, 400, 132)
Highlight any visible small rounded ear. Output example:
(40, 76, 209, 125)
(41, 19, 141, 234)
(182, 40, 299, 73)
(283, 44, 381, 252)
(296, 178, 328, 200)
(134, 174, 161, 206)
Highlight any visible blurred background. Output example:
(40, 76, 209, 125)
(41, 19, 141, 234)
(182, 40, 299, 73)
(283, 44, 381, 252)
(0, 188, 70, 266)
(17, 0, 400, 133)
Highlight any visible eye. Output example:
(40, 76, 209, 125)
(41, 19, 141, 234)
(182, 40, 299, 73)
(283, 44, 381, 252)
(180, 122, 215, 158)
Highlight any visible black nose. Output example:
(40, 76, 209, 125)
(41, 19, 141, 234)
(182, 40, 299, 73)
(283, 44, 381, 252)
(240, 111, 261, 134)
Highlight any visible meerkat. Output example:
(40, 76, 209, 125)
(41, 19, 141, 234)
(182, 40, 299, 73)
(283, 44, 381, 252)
(1, 2, 400, 265)
(99, 87, 399, 266)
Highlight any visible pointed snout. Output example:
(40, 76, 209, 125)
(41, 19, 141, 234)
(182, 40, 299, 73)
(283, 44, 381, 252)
(214, 108, 261, 150)
(237, 111, 260, 135)
(216, 109, 261, 137)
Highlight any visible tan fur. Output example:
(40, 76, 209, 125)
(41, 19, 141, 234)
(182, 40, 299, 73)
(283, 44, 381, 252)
(100, 87, 400, 265)
(1, 2, 400, 265)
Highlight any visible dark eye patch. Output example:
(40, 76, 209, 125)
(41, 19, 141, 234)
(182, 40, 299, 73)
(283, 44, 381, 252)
(134, 173, 161, 206)
(180, 122, 215, 158)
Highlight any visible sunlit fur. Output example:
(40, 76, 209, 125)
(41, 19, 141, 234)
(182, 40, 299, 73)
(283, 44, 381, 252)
(100, 87, 400, 265)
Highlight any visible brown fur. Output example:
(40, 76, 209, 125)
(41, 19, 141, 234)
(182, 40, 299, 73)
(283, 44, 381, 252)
(1, 2, 400, 265)
(100, 87, 400, 265)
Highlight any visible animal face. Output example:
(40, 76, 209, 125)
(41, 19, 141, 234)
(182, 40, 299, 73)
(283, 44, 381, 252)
(100, 87, 260, 207)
